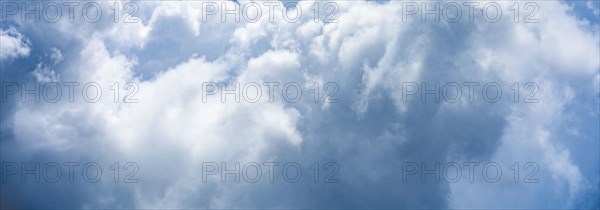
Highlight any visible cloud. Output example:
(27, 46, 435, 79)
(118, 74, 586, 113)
(0, 28, 31, 60)
(0, 0, 598, 209)
(49, 48, 63, 64)
(31, 63, 60, 83)
(587, 1, 599, 16)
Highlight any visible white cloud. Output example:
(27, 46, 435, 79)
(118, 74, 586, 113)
(31, 63, 60, 83)
(0, 28, 31, 60)
(49, 47, 63, 64)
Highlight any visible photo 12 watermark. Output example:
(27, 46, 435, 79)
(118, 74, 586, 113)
(401, 161, 539, 184)
(0, 82, 140, 104)
(1, 161, 139, 184)
(399, 1, 539, 23)
(201, 161, 340, 184)
(400, 82, 540, 103)
(202, 81, 339, 104)
(0, 1, 140, 23)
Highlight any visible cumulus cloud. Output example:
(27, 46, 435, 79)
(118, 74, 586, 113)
(0, 28, 31, 60)
(0, 0, 598, 209)
(31, 63, 60, 83)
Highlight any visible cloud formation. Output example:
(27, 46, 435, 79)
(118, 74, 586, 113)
(0, 0, 598, 209)
(0, 28, 31, 60)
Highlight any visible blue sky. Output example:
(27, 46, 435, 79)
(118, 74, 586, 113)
(0, 0, 599, 209)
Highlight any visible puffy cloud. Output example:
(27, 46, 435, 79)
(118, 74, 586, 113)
(31, 63, 60, 83)
(0, 0, 598, 209)
(0, 28, 31, 60)
(48, 48, 63, 64)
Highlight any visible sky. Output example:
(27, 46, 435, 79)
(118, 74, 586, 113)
(0, 0, 599, 209)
